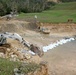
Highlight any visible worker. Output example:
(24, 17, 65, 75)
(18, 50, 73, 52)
(0, 35, 7, 46)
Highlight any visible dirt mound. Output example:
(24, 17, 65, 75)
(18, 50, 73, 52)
(0, 20, 31, 33)
(0, 20, 76, 35)
(41, 23, 76, 32)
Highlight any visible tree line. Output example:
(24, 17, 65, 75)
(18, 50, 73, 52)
(1, 0, 75, 16)
(0, 0, 56, 16)
(60, 0, 76, 2)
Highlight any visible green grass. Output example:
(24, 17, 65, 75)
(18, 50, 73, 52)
(0, 58, 21, 75)
(51, 2, 76, 10)
(17, 2, 76, 23)
(0, 58, 40, 75)
(19, 62, 40, 74)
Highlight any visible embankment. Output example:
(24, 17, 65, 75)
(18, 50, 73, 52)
(42, 23, 76, 33)
(0, 20, 76, 35)
(0, 20, 38, 33)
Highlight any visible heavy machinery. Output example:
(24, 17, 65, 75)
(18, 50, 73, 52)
(0, 34, 11, 54)
(37, 22, 50, 34)
(41, 28, 50, 34)
(0, 33, 44, 57)
(0, 43, 11, 54)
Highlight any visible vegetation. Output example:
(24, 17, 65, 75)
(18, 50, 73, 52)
(17, 10, 76, 23)
(0, 58, 21, 75)
(0, 0, 76, 16)
(0, 58, 40, 75)
(19, 62, 40, 74)
(51, 2, 76, 10)
(17, 2, 76, 23)
(0, 0, 56, 16)
(60, 0, 76, 2)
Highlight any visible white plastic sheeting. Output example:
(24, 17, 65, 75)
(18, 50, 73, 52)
(43, 38, 75, 52)
(28, 51, 36, 55)
(20, 49, 35, 55)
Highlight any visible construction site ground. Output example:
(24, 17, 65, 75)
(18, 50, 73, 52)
(0, 20, 76, 75)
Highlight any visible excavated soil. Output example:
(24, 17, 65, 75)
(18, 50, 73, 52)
(0, 20, 76, 75)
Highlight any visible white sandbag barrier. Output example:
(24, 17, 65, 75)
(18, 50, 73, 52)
(43, 38, 75, 52)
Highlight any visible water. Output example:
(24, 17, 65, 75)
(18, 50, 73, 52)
(42, 39, 76, 75)
(57, 39, 76, 51)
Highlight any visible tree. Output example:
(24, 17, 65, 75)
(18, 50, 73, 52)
(60, 0, 76, 2)
(0, 0, 53, 16)
(0, 2, 6, 16)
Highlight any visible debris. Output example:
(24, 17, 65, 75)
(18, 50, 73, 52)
(0, 32, 43, 62)
(28, 51, 36, 55)
(14, 68, 24, 75)
(0, 53, 5, 58)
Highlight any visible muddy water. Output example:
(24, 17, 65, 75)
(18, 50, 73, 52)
(22, 30, 76, 75)
(42, 40, 76, 75)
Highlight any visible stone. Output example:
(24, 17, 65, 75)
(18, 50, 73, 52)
(23, 53, 31, 60)
(0, 53, 5, 58)
(14, 68, 25, 75)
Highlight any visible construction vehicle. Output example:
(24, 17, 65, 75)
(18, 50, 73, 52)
(0, 34, 11, 54)
(37, 22, 50, 34)
(41, 28, 50, 34)
(0, 33, 44, 57)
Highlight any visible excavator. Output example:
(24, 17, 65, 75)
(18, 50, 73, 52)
(0, 35, 11, 54)
(0, 32, 44, 57)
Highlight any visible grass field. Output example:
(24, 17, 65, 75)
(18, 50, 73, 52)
(51, 2, 76, 10)
(17, 2, 76, 23)
(0, 58, 40, 75)
(0, 58, 21, 75)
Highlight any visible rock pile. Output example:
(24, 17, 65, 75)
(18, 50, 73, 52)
(0, 32, 43, 62)
(0, 39, 33, 61)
